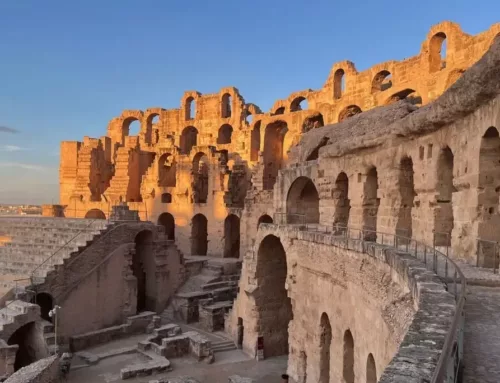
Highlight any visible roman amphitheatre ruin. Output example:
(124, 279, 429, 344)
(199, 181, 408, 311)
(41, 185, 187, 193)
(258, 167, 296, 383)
(0, 20, 500, 383)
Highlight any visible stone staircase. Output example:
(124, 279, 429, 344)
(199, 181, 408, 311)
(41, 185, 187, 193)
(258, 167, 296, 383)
(0, 217, 110, 293)
(164, 257, 241, 332)
(211, 339, 237, 354)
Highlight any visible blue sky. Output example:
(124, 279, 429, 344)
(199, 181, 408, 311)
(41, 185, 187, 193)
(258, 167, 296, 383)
(0, 0, 498, 205)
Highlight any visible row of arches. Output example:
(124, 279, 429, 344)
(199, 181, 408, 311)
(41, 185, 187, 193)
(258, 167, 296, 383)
(184, 93, 233, 121)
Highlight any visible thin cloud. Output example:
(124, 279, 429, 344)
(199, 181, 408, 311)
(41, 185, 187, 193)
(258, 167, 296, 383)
(0, 126, 20, 134)
(1, 145, 26, 152)
(0, 162, 50, 171)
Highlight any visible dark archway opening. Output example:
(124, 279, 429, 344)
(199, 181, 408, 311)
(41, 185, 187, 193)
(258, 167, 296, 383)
(85, 209, 106, 220)
(366, 353, 377, 383)
(250, 121, 261, 161)
(429, 32, 447, 72)
(217, 124, 233, 144)
(224, 214, 240, 258)
(362, 167, 379, 241)
(35, 293, 53, 323)
(274, 107, 285, 115)
(191, 214, 208, 255)
(286, 177, 320, 224)
(263, 121, 288, 190)
(258, 214, 273, 228)
(290, 97, 308, 112)
(158, 153, 176, 187)
(319, 313, 332, 383)
(180, 126, 198, 155)
(371, 70, 392, 93)
(338, 105, 362, 122)
(237, 317, 244, 348)
(193, 152, 209, 203)
(343, 330, 355, 383)
(302, 113, 324, 134)
(396, 157, 415, 239)
(255, 235, 292, 357)
(435, 147, 455, 246)
(161, 193, 172, 203)
(334, 69, 345, 99)
(186, 97, 196, 120)
(8, 322, 45, 371)
(158, 213, 175, 240)
(333, 172, 350, 228)
(124, 118, 141, 137)
(133, 230, 153, 313)
(221, 93, 232, 118)
(386, 89, 423, 107)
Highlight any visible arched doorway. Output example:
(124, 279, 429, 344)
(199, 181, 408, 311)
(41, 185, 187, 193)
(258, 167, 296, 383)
(34, 293, 53, 322)
(224, 214, 240, 258)
(158, 153, 176, 187)
(217, 124, 233, 144)
(319, 313, 332, 383)
(250, 121, 261, 161)
(263, 121, 288, 190)
(180, 126, 198, 155)
(193, 152, 209, 203)
(255, 235, 292, 357)
(158, 213, 175, 240)
(396, 157, 415, 239)
(343, 330, 355, 383)
(257, 214, 273, 228)
(85, 209, 106, 219)
(191, 214, 208, 255)
(435, 147, 455, 246)
(333, 172, 350, 228)
(133, 230, 153, 313)
(362, 167, 379, 241)
(8, 322, 46, 371)
(286, 177, 319, 224)
(366, 353, 377, 383)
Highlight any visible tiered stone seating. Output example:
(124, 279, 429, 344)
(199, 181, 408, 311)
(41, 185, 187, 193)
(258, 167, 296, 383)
(0, 217, 109, 294)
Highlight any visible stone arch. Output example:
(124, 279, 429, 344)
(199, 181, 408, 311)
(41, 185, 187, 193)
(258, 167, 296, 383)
(477, 126, 500, 267)
(302, 113, 324, 133)
(221, 93, 232, 118)
(180, 126, 198, 155)
(366, 353, 377, 383)
(333, 172, 350, 227)
(133, 230, 154, 312)
(286, 176, 320, 224)
(85, 209, 106, 220)
(191, 214, 208, 255)
(263, 120, 288, 190)
(385, 89, 423, 106)
(338, 105, 362, 122)
(192, 152, 209, 203)
(35, 293, 53, 323)
(224, 214, 240, 258)
(334, 68, 345, 99)
(217, 124, 233, 145)
(8, 322, 46, 371)
(185, 96, 196, 120)
(255, 235, 292, 357)
(274, 106, 286, 115)
(343, 329, 355, 383)
(429, 32, 447, 72)
(319, 313, 332, 383)
(396, 156, 415, 239)
(123, 117, 141, 136)
(250, 121, 261, 161)
(257, 214, 273, 228)
(362, 167, 379, 241)
(158, 213, 175, 240)
(435, 146, 455, 246)
(158, 153, 176, 187)
(290, 96, 308, 112)
(371, 70, 392, 93)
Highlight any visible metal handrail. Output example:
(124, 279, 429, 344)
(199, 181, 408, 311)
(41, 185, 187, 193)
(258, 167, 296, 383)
(276, 217, 465, 383)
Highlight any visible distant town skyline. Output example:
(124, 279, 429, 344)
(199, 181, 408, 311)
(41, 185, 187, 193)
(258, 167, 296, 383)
(1, 0, 499, 204)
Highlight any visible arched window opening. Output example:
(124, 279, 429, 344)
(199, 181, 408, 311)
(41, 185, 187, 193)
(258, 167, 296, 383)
(237, 317, 244, 348)
(250, 121, 261, 161)
(192, 152, 209, 203)
(286, 177, 320, 224)
(186, 97, 196, 120)
(124, 118, 141, 136)
(362, 167, 379, 242)
(158, 213, 175, 240)
(274, 106, 285, 115)
(180, 126, 198, 155)
(319, 313, 332, 383)
(435, 147, 455, 246)
(34, 293, 53, 323)
(366, 353, 377, 383)
(191, 214, 208, 255)
(333, 172, 350, 228)
(302, 113, 324, 133)
(8, 322, 46, 371)
(245, 110, 253, 124)
(290, 97, 308, 112)
(257, 214, 273, 228)
(338, 105, 362, 122)
(255, 235, 292, 356)
(386, 89, 422, 107)
(158, 153, 176, 187)
(217, 124, 233, 145)
(85, 209, 106, 220)
(396, 157, 415, 240)
(263, 121, 288, 190)
(161, 193, 172, 203)
(221, 93, 232, 118)
(343, 330, 355, 383)
(371, 70, 393, 93)
(224, 214, 240, 258)
(429, 32, 447, 73)
(334, 69, 345, 99)
(133, 230, 154, 313)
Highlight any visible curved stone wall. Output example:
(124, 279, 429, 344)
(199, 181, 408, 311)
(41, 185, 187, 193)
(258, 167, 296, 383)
(227, 225, 455, 382)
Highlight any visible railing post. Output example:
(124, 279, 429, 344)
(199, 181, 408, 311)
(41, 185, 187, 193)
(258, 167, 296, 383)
(424, 246, 427, 265)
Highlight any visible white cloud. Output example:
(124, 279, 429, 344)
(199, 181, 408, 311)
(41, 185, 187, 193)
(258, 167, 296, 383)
(0, 162, 50, 171)
(1, 145, 26, 152)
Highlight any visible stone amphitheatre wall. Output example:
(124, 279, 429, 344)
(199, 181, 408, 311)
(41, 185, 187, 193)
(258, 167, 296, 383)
(55, 21, 500, 261)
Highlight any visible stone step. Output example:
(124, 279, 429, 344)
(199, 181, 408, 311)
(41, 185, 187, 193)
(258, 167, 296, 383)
(44, 332, 56, 346)
(211, 340, 237, 353)
(201, 280, 238, 291)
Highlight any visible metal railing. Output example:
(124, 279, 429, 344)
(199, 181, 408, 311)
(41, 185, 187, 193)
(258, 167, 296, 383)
(273, 214, 465, 383)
